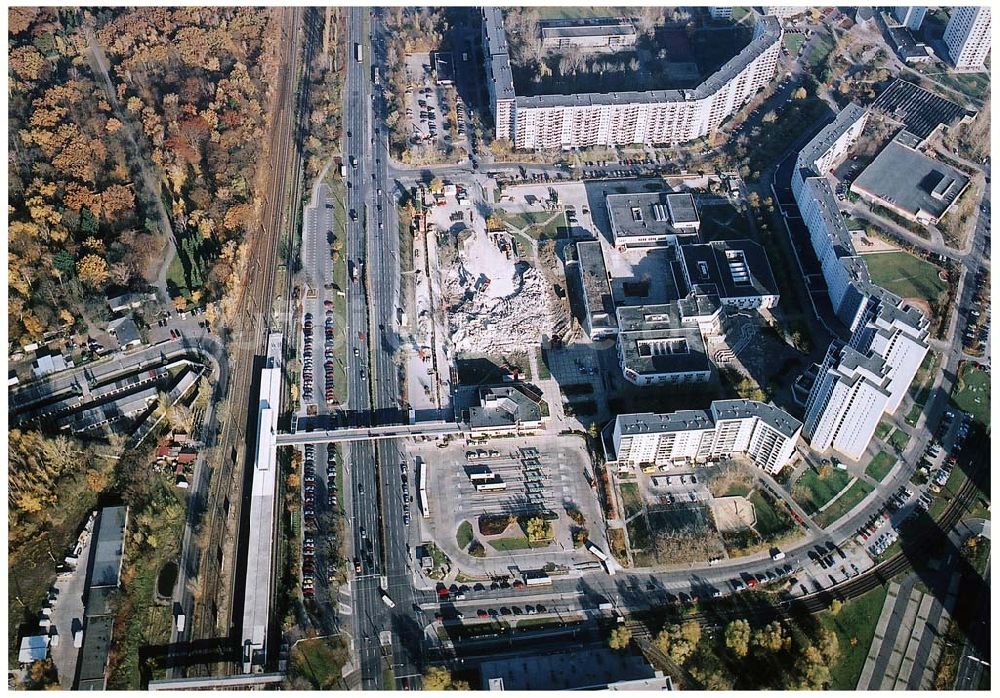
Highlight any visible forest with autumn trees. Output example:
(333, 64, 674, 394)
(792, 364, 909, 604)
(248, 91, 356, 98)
(8, 7, 281, 346)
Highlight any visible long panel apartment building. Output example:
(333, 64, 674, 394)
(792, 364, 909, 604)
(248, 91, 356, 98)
(482, 9, 782, 149)
(792, 103, 930, 461)
(611, 400, 802, 474)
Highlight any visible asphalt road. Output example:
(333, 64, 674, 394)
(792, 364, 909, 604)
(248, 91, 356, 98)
(367, 9, 424, 689)
(341, 8, 388, 690)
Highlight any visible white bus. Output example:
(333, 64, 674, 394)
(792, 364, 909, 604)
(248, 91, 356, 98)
(380, 589, 396, 608)
(474, 480, 507, 492)
(355, 43, 363, 63)
(469, 471, 495, 482)
(418, 457, 430, 518)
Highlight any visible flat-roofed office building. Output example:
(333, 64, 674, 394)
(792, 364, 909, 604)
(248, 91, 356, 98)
(539, 18, 637, 52)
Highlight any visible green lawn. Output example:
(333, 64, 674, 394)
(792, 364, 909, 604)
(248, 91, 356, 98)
(536, 347, 552, 380)
(815, 480, 875, 528)
(488, 536, 532, 552)
(863, 251, 947, 308)
(888, 429, 911, 451)
(498, 209, 554, 230)
(793, 468, 853, 514)
(807, 33, 836, 70)
(749, 490, 794, 538)
(911, 62, 991, 102)
(904, 403, 923, 427)
(866, 452, 896, 482)
(723, 483, 752, 498)
(532, 211, 567, 240)
(821, 584, 890, 689)
(783, 32, 806, 55)
(951, 363, 991, 427)
(292, 636, 350, 689)
(457, 520, 473, 549)
(875, 420, 893, 440)
(620, 482, 643, 519)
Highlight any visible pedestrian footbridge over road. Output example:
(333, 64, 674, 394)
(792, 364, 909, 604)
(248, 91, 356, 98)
(276, 420, 466, 445)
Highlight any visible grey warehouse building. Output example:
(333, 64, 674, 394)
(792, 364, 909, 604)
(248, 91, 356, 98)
(851, 134, 970, 225)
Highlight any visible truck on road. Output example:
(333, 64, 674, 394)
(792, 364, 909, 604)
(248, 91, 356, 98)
(340, 163, 348, 178)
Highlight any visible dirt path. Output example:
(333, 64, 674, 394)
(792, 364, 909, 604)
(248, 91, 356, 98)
(84, 26, 176, 298)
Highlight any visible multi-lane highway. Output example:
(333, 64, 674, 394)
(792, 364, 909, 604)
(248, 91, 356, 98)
(340, 8, 421, 689)
(342, 7, 388, 690)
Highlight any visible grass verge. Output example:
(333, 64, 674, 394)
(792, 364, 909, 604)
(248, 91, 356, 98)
(951, 362, 990, 427)
(821, 584, 890, 689)
(793, 467, 852, 514)
(815, 480, 875, 528)
(290, 636, 350, 689)
(865, 452, 896, 482)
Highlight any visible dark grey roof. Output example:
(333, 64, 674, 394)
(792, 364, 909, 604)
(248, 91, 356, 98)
(711, 399, 803, 438)
(851, 139, 970, 219)
(665, 193, 699, 225)
(467, 385, 544, 429)
(802, 177, 857, 259)
(837, 344, 888, 379)
(617, 323, 711, 376)
(871, 79, 974, 140)
(577, 241, 617, 330)
(540, 20, 635, 39)
(108, 317, 141, 347)
(479, 647, 660, 691)
(796, 102, 868, 176)
(76, 613, 114, 690)
(607, 191, 702, 241)
(482, 7, 515, 100)
(616, 409, 715, 434)
(90, 506, 128, 587)
(680, 240, 779, 301)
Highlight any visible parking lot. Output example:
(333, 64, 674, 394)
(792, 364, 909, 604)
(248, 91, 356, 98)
(645, 471, 712, 506)
(403, 53, 470, 155)
(412, 434, 604, 564)
(792, 540, 875, 596)
(850, 411, 973, 563)
(299, 182, 346, 415)
(298, 442, 345, 632)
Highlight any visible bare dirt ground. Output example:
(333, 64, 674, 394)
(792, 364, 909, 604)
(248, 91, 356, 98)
(709, 495, 756, 533)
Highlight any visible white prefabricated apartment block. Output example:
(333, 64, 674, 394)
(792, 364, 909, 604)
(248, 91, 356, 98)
(611, 400, 802, 474)
(482, 10, 782, 149)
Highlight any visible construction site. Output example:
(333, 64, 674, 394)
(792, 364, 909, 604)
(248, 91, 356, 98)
(404, 180, 565, 415)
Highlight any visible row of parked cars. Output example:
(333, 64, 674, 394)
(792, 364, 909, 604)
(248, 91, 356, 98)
(399, 461, 411, 527)
(301, 444, 339, 597)
(962, 268, 990, 354)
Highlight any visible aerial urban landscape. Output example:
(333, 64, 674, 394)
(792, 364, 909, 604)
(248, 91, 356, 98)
(7, 3, 992, 691)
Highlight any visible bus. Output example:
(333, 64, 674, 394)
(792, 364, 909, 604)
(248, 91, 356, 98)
(355, 43, 362, 63)
(380, 589, 396, 608)
(469, 471, 495, 483)
(474, 480, 507, 492)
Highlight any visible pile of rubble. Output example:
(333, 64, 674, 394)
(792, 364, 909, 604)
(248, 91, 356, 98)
(443, 228, 555, 353)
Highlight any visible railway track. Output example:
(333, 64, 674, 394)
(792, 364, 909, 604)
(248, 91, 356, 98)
(190, 6, 303, 666)
(626, 468, 982, 639)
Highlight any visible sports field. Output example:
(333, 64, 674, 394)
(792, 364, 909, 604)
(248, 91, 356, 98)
(863, 251, 947, 307)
